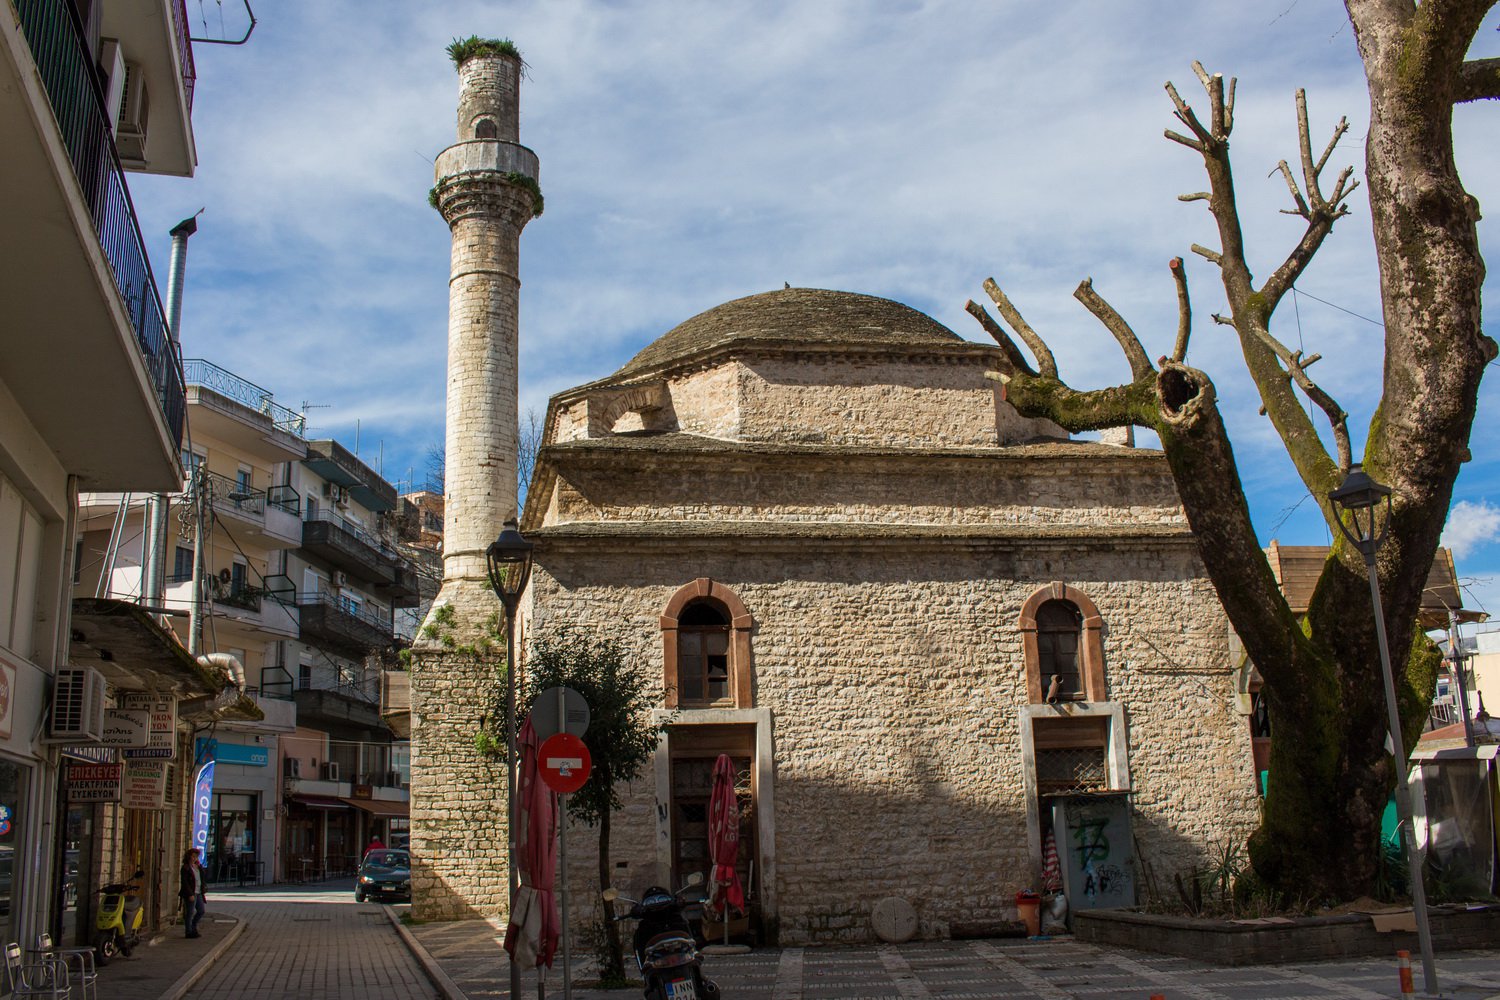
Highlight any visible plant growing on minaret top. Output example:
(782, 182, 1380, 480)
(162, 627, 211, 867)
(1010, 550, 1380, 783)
(447, 36, 521, 68)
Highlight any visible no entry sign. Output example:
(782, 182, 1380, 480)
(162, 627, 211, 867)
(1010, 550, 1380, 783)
(538, 732, 592, 794)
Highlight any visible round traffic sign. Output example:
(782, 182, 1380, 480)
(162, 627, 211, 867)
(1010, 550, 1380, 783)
(530, 686, 590, 740)
(537, 732, 592, 794)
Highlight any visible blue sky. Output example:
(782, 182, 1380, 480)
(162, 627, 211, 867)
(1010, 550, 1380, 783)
(132, 2, 1500, 616)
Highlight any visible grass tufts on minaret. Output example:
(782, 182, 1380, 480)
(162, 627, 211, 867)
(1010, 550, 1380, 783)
(447, 36, 521, 67)
(504, 173, 544, 217)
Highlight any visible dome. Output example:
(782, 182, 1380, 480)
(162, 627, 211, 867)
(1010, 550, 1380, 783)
(615, 287, 965, 377)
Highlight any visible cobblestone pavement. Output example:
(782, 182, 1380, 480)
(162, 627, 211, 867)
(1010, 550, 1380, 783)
(402, 912, 1500, 1000)
(180, 880, 439, 1000)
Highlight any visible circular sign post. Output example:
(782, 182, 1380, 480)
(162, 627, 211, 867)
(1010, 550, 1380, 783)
(530, 686, 590, 740)
(538, 732, 592, 795)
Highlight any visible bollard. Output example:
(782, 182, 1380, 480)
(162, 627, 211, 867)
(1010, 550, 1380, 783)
(1396, 949, 1414, 996)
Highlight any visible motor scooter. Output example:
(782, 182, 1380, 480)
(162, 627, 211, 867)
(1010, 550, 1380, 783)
(603, 873, 721, 1000)
(94, 869, 144, 965)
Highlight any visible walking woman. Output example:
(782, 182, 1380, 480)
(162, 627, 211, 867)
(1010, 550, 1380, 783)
(179, 847, 207, 938)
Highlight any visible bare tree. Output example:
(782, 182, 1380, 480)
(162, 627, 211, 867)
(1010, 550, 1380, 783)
(970, 5, 1497, 899)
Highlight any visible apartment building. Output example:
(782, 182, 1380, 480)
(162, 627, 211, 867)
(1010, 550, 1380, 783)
(0, 0, 253, 949)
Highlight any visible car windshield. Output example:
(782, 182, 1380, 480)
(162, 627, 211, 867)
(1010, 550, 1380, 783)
(363, 851, 409, 871)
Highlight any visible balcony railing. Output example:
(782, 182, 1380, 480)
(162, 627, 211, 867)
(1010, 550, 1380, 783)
(183, 358, 306, 436)
(203, 469, 265, 516)
(16, 0, 186, 450)
(267, 485, 301, 515)
(169, 0, 196, 111)
(297, 592, 393, 654)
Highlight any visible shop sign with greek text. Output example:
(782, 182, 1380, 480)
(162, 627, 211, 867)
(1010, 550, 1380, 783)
(122, 760, 168, 809)
(66, 761, 122, 802)
(120, 693, 176, 757)
(100, 709, 150, 748)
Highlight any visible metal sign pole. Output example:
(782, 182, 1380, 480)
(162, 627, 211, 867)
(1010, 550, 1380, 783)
(558, 685, 573, 1000)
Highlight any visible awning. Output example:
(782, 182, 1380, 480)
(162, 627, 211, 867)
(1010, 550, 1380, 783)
(291, 795, 350, 810)
(340, 797, 408, 818)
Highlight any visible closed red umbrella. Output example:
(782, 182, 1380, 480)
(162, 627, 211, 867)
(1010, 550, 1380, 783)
(504, 719, 560, 968)
(706, 754, 745, 920)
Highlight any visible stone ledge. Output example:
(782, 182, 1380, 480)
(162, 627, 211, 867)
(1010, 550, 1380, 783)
(1074, 905, 1500, 965)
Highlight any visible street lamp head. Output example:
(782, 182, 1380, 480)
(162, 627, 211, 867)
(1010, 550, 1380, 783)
(1328, 463, 1392, 558)
(485, 518, 534, 613)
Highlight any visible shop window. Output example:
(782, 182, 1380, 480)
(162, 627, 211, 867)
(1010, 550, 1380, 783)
(660, 579, 754, 709)
(1018, 582, 1108, 703)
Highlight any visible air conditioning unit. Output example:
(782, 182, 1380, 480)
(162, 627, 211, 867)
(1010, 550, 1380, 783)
(115, 61, 150, 162)
(99, 39, 126, 129)
(283, 758, 301, 779)
(323, 483, 349, 508)
(50, 667, 107, 742)
(331, 570, 348, 588)
(321, 761, 340, 781)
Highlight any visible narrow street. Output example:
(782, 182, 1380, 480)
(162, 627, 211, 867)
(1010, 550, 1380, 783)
(182, 881, 438, 1000)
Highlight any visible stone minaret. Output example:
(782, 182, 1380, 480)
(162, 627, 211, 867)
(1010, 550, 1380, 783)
(411, 40, 540, 921)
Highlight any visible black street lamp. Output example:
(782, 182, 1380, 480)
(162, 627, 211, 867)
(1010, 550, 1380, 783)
(1329, 464, 1437, 994)
(486, 518, 533, 1000)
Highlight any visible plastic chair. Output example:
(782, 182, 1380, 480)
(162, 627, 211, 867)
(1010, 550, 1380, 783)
(34, 933, 96, 1000)
(3, 942, 70, 999)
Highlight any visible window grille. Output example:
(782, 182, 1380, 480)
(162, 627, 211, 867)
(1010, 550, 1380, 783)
(1036, 746, 1107, 796)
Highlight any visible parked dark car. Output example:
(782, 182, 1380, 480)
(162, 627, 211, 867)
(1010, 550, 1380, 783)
(355, 849, 410, 903)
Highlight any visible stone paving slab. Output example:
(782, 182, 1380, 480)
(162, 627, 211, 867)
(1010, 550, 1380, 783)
(399, 911, 1500, 1000)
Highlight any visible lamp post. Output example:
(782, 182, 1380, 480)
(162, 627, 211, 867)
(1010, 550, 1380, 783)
(1329, 464, 1437, 995)
(486, 518, 534, 1000)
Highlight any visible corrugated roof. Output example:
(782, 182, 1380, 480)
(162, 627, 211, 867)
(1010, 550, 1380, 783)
(615, 287, 967, 377)
(1265, 543, 1478, 625)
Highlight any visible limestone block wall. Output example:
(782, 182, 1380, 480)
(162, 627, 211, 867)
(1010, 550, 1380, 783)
(736, 354, 1014, 447)
(410, 582, 511, 921)
(529, 535, 1260, 946)
(547, 448, 1187, 529)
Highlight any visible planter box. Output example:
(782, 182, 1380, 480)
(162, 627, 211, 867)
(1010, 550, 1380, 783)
(1074, 905, 1500, 965)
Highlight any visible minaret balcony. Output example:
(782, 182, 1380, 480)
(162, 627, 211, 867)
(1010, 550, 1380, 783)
(435, 139, 538, 183)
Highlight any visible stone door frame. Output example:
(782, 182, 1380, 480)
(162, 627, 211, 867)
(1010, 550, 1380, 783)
(1017, 702, 1130, 882)
(650, 707, 777, 922)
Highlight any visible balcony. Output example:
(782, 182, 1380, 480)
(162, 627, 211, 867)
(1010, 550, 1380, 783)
(184, 359, 307, 464)
(1, 0, 188, 490)
(297, 592, 392, 657)
(304, 439, 398, 512)
(293, 685, 383, 734)
(200, 469, 302, 549)
(301, 511, 397, 585)
(100, 0, 198, 176)
(373, 561, 423, 609)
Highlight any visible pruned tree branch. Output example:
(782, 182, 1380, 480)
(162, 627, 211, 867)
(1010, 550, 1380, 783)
(1170, 257, 1191, 363)
(1167, 65, 1350, 504)
(1456, 57, 1500, 103)
(965, 299, 1036, 377)
(1074, 279, 1154, 381)
(982, 278, 1058, 378)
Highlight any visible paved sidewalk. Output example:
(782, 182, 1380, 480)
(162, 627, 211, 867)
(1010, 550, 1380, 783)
(95, 903, 243, 1000)
(400, 913, 1500, 1000)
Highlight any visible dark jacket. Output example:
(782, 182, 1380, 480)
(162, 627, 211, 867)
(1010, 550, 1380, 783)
(179, 861, 206, 900)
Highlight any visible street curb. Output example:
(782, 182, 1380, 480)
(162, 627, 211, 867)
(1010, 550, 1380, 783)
(386, 907, 468, 1000)
(157, 917, 246, 1000)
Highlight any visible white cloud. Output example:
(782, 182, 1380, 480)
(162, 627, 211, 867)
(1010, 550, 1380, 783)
(1445, 501, 1500, 559)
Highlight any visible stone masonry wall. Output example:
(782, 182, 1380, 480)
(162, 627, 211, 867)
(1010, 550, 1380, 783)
(530, 533, 1260, 947)
(548, 448, 1186, 529)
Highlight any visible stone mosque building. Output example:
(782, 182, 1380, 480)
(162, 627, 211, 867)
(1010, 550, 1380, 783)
(411, 43, 1261, 945)
(517, 288, 1261, 943)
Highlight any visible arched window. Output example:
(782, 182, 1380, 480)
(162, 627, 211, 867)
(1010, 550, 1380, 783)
(676, 601, 731, 705)
(661, 579, 753, 709)
(474, 117, 498, 139)
(1035, 599, 1084, 702)
(1018, 582, 1108, 704)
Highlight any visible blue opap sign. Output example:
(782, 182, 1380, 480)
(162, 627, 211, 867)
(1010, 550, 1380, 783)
(195, 738, 269, 767)
(190, 760, 215, 857)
